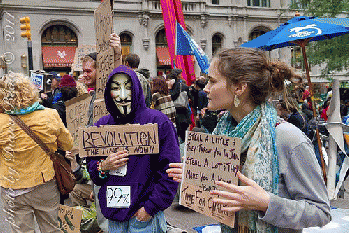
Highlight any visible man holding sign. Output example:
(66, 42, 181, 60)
(87, 65, 180, 232)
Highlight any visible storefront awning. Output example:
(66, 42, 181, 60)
(42, 46, 77, 68)
(156, 46, 171, 66)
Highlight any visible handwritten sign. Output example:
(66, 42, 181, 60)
(180, 131, 241, 228)
(94, 0, 114, 99)
(65, 94, 93, 152)
(71, 45, 97, 72)
(58, 205, 83, 233)
(93, 98, 109, 124)
(78, 124, 159, 157)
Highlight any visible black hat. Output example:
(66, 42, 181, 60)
(168, 68, 182, 79)
(87, 52, 97, 61)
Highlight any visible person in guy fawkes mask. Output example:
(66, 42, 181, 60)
(87, 65, 180, 233)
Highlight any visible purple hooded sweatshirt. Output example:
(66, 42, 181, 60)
(87, 65, 180, 222)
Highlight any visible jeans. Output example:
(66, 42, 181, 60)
(109, 211, 167, 233)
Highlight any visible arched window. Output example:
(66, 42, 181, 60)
(249, 27, 269, 41)
(247, 0, 270, 7)
(42, 25, 77, 46)
(212, 33, 223, 56)
(120, 32, 133, 57)
(156, 28, 167, 46)
(156, 28, 171, 76)
(41, 25, 78, 71)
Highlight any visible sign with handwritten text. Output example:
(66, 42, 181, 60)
(58, 204, 82, 233)
(78, 124, 159, 157)
(180, 131, 241, 228)
(94, 0, 114, 99)
(71, 45, 97, 72)
(93, 98, 109, 124)
(65, 94, 93, 152)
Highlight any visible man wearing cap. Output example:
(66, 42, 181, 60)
(81, 33, 122, 126)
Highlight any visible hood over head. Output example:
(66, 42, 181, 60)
(104, 65, 146, 124)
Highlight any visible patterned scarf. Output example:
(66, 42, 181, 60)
(213, 103, 279, 233)
(5, 102, 45, 115)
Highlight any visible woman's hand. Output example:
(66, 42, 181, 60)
(134, 207, 152, 222)
(210, 171, 270, 213)
(65, 151, 79, 171)
(166, 163, 183, 183)
(101, 150, 129, 171)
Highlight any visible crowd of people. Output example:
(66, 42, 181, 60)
(0, 32, 333, 233)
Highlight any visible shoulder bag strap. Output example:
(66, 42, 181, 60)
(9, 115, 55, 160)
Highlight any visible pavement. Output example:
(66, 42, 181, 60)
(1, 139, 349, 233)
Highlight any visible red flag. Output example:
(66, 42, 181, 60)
(160, 0, 196, 86)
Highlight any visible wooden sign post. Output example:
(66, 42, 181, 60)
(94, 0, 114, 99)
(78, 124, 159, 157)
(180, 131, 241, 228)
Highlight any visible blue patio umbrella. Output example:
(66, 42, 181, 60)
(241, 15, 349, 183)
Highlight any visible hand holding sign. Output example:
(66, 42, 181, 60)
(110, 33, 121, 57)
(166, 163, 184, 182)
(101, 150, 129, 171)
(210, 171, 270, 213)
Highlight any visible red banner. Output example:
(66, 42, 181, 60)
(42, 46, 77, 68)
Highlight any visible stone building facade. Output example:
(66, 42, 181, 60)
(1, 0, 297, 77)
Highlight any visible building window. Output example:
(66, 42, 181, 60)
(212, 33, 223, 56)
(291, 0, 308, 9)
(41, 25, 78, 46)
(156, 28, 171, 76)
(247, 0, 270, 7)
(249, 27, 269, 41)
(212, 0, 219, 4)
(120, 32, 133, 57)
(291, 46, 303, 70)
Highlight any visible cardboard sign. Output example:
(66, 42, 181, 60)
(78, 124, 159, 157)
(65, 94, 93, 152)
(58, 204, 83, 233)
(94, 0, 114, 99)
(93, 98, 109, 124)
(180, 131, 241, 228)
(71, 45, 97, 72)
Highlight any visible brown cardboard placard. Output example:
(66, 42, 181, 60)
(180, 131, 241, 228)
(58, 204, 83, 233)
(94, 0, 114, 99)
(71, 45, 97, 72)
(78, 124, 159, 157)
(93, 98, 109, 124)
(65, 93, 93, 152)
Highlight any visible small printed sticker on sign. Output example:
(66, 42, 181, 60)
(107, 186, 131, 208)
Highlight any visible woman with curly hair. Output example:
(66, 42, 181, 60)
(0, 72, 73, 232)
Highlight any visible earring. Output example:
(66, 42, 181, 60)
(234, 95, 240, 107)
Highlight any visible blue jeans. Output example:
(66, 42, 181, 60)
(108, 211, 166, 233)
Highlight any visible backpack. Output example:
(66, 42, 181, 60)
(173, 82, 189, 109)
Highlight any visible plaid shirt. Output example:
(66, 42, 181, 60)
(152, 93, 176, 125)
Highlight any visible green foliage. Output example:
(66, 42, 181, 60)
(289, 0, 349, 78)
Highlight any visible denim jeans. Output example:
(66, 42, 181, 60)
(109, 211, 166, 233)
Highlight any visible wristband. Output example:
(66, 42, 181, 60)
(97, 159, 109, 179)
